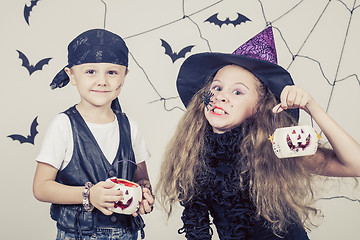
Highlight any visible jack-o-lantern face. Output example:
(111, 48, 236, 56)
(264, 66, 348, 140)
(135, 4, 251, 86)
(270, 125, 319, 158)
(286, 128, 311, 152)
(106, 178, 143, 215)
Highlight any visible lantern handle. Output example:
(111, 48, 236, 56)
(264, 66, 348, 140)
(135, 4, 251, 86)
(273, 105, 314, 132)
(107, 159, 145, 188)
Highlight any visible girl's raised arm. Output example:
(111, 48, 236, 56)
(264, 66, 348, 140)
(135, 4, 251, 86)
(274, 85, 360, 177)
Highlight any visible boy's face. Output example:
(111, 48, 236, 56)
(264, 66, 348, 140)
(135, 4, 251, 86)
(65, 63, 127, 108)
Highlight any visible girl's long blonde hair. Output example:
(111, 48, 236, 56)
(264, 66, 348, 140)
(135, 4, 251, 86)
(156, 77, 323, 235)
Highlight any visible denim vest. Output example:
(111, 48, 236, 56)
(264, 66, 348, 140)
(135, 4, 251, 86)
(50, 102, 144, 238)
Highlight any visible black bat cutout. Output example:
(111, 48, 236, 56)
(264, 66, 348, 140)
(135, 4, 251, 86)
(204, 13, 251, 28)
(8, 116, 39, 145)
(17, 50, 52, 75)
(24, 0, 40, 25)
(160, 39, 195, 63)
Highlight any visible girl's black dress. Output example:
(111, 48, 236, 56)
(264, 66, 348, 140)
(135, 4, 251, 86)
(179, 127, 309, 240)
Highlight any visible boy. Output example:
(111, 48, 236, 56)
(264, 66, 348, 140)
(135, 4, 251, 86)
(33, 29, 154, 240)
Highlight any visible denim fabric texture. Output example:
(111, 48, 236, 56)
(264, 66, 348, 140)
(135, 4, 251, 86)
(56, 228, 138, 240)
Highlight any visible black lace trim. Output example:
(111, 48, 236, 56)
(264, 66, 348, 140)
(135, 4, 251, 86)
(180, 126, 255, 239)
(179, 199, 213, 240)
(203, 125, 243, 167)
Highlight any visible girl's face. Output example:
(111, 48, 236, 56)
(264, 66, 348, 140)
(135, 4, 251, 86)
(204, 65, 261, 134)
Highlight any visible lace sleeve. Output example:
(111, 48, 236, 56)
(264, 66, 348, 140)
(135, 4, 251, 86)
(178, 197, 213, 240)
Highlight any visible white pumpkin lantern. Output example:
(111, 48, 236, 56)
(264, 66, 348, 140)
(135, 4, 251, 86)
(106, 177, 143, 215)
(271, 125, 319, 158)
(270, 107, 320, 158)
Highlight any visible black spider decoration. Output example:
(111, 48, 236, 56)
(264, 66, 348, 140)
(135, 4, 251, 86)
(201, 90, 214, 111)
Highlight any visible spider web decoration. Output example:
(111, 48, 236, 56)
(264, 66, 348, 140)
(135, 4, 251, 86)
(2, 0, 360, 239)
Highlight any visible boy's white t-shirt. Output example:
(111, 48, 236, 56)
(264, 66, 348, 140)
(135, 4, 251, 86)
(36, 113, 150, 171)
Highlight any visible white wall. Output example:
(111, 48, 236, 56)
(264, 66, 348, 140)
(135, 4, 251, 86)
(1, 0, 360, 239)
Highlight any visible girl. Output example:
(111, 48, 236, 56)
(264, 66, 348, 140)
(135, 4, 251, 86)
(156, 27, 360, 239)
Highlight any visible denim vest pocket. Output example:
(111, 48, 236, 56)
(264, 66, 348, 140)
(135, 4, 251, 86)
(57, 205, 95, 233)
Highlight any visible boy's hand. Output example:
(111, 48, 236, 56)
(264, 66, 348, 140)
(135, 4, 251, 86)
(89, 181, 123, 215)
(273, 85, 314, 113)
(132, 187, 155, 217)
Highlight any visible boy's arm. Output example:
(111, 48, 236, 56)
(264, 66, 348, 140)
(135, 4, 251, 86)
(133, 161, 150, 186)
(133, 161, 155, 216)
(33, 162, 123, 215)
(33, 162, 83, 204)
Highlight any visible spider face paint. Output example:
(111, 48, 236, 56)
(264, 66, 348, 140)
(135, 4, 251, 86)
(201, 90, 214, 111)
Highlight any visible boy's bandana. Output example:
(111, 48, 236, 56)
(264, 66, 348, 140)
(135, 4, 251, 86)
(50, 29, 129, 90)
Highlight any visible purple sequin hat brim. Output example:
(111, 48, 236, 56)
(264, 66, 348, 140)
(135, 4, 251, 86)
(176, 27, 299, 121)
